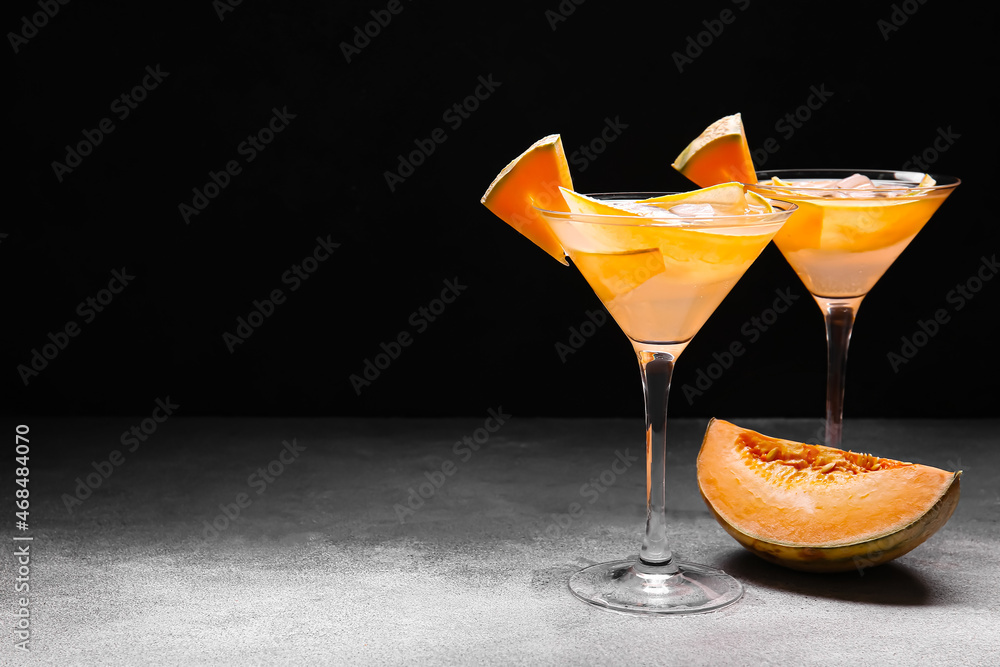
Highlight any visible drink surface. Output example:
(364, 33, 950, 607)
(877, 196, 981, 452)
(544, 200, 783, 344)
(754, 177, 949, 298)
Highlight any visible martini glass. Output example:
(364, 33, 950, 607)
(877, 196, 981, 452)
(536, 193, 796, 614)
(750, 170, 959, 447)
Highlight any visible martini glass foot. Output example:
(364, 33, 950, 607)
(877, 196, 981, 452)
(569, 558, 743, 615)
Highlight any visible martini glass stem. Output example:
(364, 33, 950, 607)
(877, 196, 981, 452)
(817, 297, 863, 448)
(634, 344, 686, 569)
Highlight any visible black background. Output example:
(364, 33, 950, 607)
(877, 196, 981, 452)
(4, 0, 996, 419)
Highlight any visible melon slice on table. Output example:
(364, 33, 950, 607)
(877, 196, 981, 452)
(697, 419, 961, 573)
(672, 113, 757, 187)
(481, 134, 574, 264)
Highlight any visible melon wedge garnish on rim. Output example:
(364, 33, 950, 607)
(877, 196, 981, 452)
(556, 184, 773, 255)
(551, 188, 664, 302)
(558, 186, 638, 218)
(697, 419, 961, 573)
(481, 134, 574, 264)
(638, 182, 772, 213)
(672, 113, 757, 187)
(554, 186, 656, 253)
(554, 184, 762, 253)
(553, 186, 774, 301)
(639, 182, 745, 208)
(743, 190, 774, 213)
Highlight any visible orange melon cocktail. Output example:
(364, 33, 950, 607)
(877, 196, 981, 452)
(481, 134, 796, 614)
(542, 184, 787, 345)
(673, 114, 960, 447)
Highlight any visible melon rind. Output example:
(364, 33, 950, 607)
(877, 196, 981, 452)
(701, 477, 960, 573)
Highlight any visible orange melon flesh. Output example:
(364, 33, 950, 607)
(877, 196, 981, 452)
(697, 419, 961, 572)
(672, 114, 757, 187)
(481, 135, 573, 264)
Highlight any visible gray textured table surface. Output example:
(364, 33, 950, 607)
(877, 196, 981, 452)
(4, 417, 999, 666)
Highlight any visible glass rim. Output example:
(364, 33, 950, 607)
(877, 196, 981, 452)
(751, 168, 961, 192)
(533, 192, 797, 228)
